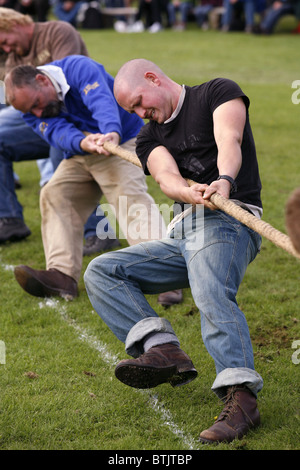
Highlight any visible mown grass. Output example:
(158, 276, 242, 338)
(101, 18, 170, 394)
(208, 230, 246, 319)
(0, 21, 299, 451)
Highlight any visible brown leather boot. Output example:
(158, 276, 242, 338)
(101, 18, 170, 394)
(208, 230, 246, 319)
(14, 265, 78, 300)
(199, 385, 260, 444)
(157, 289, 183, 306)
(115, 343, 197, 389)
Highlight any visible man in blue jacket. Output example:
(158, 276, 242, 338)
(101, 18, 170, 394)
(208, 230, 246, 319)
(5, 55, 169, 300)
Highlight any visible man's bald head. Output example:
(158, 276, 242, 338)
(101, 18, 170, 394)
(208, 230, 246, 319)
(114, 59, 165, 97)
(114, 59, 181, 123)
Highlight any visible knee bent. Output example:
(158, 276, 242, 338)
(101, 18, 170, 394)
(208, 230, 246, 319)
(84, 252, 116, 286)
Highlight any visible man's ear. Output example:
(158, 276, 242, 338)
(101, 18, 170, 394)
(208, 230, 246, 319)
(144, 71, 160, 86)
(35, 73, 48, 86)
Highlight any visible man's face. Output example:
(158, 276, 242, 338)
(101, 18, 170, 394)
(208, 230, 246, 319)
(0, 26, 30, 56)
(9, 77, 61, 118)
(118, 79, 172, 124)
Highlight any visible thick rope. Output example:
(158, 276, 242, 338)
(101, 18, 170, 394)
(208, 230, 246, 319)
(103, 141, 300, 261)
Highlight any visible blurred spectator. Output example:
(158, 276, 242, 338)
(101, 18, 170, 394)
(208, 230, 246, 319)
(76, 0, 102, 28)
(16, 0, 50, 22)
(116, 0, 165, 32)
(167, 0, 193, 29)
(194, 0, 223, 29)
(257, 0, 300, 33)
(0, 0, 17, 9)
(53, 0, 104, 28)
(53, 0, 85, 26)
(222, 0, 266, 32)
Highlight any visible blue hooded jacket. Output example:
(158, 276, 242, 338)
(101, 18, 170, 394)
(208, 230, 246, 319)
(23, 55, 144, 159)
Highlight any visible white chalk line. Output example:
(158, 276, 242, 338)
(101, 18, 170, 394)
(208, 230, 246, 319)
(38, 298, 199, 450)
(1, 258, 198, 449)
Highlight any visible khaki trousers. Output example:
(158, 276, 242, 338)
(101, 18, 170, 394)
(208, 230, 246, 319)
(40, 139, 166, 282)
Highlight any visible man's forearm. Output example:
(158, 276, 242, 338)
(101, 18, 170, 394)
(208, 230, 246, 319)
(156, 171, 190, 202)
(217, 139, 242, 180)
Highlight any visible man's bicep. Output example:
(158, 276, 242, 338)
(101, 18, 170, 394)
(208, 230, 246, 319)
(213, 98, 246, 144)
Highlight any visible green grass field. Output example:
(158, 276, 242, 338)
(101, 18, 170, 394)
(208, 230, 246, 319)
(0, 20, 300, 451)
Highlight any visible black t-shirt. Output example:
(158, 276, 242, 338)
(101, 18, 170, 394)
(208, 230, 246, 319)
(136, 78, 262, 208)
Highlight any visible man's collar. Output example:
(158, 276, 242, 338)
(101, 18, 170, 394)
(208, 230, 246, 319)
(37, 64, 70, 101)
(164, 85, 186, 124)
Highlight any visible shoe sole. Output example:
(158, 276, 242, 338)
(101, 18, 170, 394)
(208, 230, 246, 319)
(157, 300, 181, 307)
(198, 423, 260, 445)
(14, 266, 76, 300)
(0, 228, 31, 243)
(83, 240, 121, 256)
(115, 362, 197, 389)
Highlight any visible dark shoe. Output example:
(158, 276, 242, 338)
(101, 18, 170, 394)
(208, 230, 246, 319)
(14, 265, 78, 300)
(115, 343, 197, 389)
(0, 218, 31, 243)
(199, 385, 260, 444)
(157, 289, 183, 306)
(14, 179, 22, 189)
(83, 236, 121, 256)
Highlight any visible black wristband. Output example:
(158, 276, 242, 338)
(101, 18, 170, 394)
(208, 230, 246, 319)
(217, 175, 237, 194)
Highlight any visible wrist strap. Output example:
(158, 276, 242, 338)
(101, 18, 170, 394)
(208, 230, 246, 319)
(217, 175, 237, 194)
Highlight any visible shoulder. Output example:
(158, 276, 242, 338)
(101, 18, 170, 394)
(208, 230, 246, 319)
(190, 78, 250, 110)
(189, 78, 243, 95)
(50, 55, 89, 74)
(34, 21, 81, 38)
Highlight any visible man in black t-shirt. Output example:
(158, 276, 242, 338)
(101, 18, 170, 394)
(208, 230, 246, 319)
(136, 77, 262, 212)
(84, 58, 264, 444)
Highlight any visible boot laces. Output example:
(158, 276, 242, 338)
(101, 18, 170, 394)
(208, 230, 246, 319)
(216, 387, 240, 422)
(216, 386, 255, 426)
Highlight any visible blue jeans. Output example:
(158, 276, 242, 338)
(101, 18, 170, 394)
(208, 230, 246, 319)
(0, 106, 49, 220)
(54, 1, 85, 26)
(0, 105, 115, 239)
(84, 207, 263, 397)
(222, 0, 255, 27)
(194, 4, 213, 26)
(167, 2, 192, 24)
(260, 4, 293, 33)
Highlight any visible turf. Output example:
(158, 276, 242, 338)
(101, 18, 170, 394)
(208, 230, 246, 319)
(0, 19, 299, 451)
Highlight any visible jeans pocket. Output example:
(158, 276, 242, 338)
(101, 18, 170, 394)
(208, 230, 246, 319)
(247, 229, 262, 263)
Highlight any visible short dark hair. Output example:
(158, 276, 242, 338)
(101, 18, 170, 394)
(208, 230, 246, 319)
(9, 64, 43, 88)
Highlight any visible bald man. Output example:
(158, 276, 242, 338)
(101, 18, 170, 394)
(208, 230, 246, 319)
(84, 58, 264, 444)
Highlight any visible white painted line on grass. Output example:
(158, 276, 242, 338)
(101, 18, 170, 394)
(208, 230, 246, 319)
(38, 298, 199, 450)
(0, 255, 198, 450)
